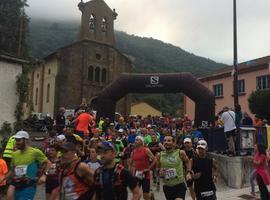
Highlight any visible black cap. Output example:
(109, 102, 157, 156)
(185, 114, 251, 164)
(97, 141, 115, 151)
(59, 142, 76, 152)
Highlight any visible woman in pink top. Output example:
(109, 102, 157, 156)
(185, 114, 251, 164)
(254, 143, 270, 200)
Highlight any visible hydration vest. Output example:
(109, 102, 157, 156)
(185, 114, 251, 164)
(94, 164, 127, 200)
(59, 160, 93, 200)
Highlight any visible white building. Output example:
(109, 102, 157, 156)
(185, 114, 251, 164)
(0, 51, 27, 127)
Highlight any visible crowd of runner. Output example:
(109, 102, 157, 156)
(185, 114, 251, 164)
(0, 106, 269, 200)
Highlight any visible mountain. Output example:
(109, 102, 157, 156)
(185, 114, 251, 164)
(28, 20, 225, 75)
(27, 20, 225, 115)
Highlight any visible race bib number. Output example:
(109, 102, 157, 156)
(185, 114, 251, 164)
(48, 163, 57, 175)
(135, 171, 144, 180)
(15, 165, 27, 177)
(201, 190, 214, 197)
(164, 168, 177, 179)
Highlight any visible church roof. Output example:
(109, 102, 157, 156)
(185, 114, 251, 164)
(0, 50, 29, 64)
(42, 39, 133, 64)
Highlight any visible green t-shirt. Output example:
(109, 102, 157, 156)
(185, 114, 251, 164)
(11, 147, 47, 179)
(144, 134, 160, 145)
(160, 149, 184, 186)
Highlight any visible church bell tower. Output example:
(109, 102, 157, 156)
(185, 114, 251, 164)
(78, 0, 118, 45)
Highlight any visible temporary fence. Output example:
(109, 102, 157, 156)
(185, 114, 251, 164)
(198, 125, 270, 154)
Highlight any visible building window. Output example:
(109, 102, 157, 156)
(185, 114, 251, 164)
(101, 17, 107, 32)
(35, 88, 38, 105)
(238, 79, 245, 93)
(89, 14, 95, 31)
(101, 69, 107, 83)
(257, 75, 270, 90)
(213, 84, 223, 97)
(46, 84, 50, 103)
(96, 53, 101, 60)
(37, 73, 39, 79)
(95, 67, 100, 82)
(48, 68, 51, 75)
(88, 66, 94, 81)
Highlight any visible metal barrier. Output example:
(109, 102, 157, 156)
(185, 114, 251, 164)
(198, 125, 268, 154)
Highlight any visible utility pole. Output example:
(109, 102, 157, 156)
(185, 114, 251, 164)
(233, 0, 239, 109)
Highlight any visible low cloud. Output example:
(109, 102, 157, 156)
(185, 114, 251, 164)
(26, 0, 270, 64)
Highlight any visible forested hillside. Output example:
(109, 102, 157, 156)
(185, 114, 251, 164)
(27, 20, 225, 115)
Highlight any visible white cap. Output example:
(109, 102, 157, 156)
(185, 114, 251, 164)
(147, 124, 152, 128)
(57, 135, 66, 141)
(118, 128, 124, 133)
(184, 138, 192, 143)
(197, 140, 207, 149)
(135, 136, 144, 144)
(14, 131, 29, 139)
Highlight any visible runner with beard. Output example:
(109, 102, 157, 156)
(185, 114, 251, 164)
(157, 135, 192, 200)
(94, 141, 141, 200)
(0, 131, 52, 200)
(50, 142, 95, 200)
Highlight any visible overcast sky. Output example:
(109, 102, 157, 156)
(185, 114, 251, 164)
(26, 0, 270, 64)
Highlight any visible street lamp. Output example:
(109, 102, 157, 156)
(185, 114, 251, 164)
(233, 0, 239, 109)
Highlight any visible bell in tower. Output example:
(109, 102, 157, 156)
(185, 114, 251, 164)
(78, 0, 118, 46)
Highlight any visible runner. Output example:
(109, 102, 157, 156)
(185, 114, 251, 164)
(84, 147, 101, 171)
(109, 131, 124, 164)
(0, 131, 52, 200)
(183, 137, 197, 200)
(191, 140, 218, 200)
(94, 141, 141, 200)
(130, 136, 157, 200)
(148, 132, 164, 190)
(3, 135, 15, 167)
(0, 148, 8, 199)
(51, 142, 95, 200)
(45, 145, 59, 200)
(157, 135, 192, 200)
(73, 108, 94, 139)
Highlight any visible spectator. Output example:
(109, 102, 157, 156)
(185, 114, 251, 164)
(55, 107, 66, 134)
(242, 112, 253, 126)
(221, 106, 237, 156)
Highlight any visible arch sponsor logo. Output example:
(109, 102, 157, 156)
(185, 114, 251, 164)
(145, 76, 164, 88)
(150, 76, 159, 85)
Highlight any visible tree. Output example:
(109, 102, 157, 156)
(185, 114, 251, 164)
(248, 89, 270, 121)
(0, 0, 29, 57)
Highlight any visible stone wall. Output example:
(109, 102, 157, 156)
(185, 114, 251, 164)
(0, 61, 22, 126)
(54, 41, 132, 117)
(209, 153, 253, 189)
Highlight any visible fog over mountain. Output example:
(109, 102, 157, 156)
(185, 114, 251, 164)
(26, 0, 270, 64)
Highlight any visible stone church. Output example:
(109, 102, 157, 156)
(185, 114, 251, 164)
(28, 0, 132, 118)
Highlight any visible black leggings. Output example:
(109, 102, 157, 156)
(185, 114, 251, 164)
(257, 174, 270, 200)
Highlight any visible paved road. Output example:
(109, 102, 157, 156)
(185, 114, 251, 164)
(34, 182, 256, 200)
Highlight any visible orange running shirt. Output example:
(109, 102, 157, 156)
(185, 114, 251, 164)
(76, 113, 93, 136)
(0, 159, 8, 186)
